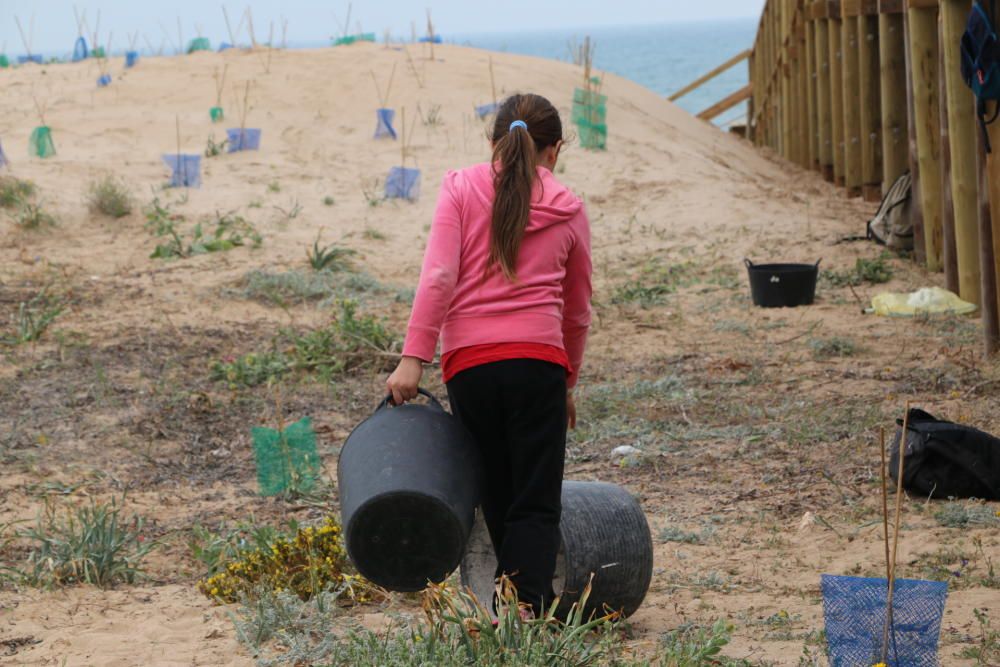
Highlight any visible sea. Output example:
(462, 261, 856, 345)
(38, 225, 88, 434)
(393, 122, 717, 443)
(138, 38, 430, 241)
(453, 19, 757, 125)
(17, 19, 756, 124)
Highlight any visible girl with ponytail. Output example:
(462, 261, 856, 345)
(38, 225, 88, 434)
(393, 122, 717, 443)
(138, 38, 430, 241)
(387, 93, 592, 618)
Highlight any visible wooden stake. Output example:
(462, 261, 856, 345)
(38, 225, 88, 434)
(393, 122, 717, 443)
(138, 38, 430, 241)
(843, 15, 863, 196)
(245, 7, 258, 49)
(879, 13, 909, 194)
(214, 65, 228, 106)
(426, 9, 435, 61)
(176, 114, 182, 166)
(489, 56, 497, 106)
(881, 402, 911, 662)
(907, 5, 944, 272)
(400, 107, 406, 167)
(222, 5, 237, 46)
(859, 15, 884, 201)
(14, 16, 33, 58)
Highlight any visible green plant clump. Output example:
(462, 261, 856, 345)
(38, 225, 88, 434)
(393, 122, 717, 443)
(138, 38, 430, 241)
(19, 497, 154, 589)
(87, 174, 134, 218)
(2, 288, 63, 346)
(808, 336, 858, 359)
(11, 201, 57, 229)
(0, 175, 36, 208)
(211, 300, 398, 388)
(823, 253, 894, 287)
(307, 239, 355, 272)
(231, 578, 747, 666)
(934, 501, 1000, 529)
(145, 200, 262, 259)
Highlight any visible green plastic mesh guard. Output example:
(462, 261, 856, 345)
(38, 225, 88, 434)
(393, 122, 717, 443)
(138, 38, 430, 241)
(91, 46, 106, 59)
(333, 33, 375, 46)
(187, 38, 212, 54)
(0, 55, 9, 68)
(29, 127, 56, 158)
(252, 417, 321, 496)
(572, 87, 607, 150)
(210, 106, 224, 123)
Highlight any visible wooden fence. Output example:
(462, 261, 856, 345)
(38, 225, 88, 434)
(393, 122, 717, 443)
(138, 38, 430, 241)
(748, 0, 1000, 354)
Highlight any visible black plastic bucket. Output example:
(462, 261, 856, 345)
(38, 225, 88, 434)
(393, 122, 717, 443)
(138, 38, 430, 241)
(460, 481, 653, 619)
(745, 258, 821, 308)
(338, 389, 482, 592)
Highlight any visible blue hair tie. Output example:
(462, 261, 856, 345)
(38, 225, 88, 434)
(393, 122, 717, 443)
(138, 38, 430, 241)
(509, 120, 528, 133)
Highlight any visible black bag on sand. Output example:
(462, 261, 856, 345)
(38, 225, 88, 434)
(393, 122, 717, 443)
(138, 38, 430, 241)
(889, 408, 1000, 500)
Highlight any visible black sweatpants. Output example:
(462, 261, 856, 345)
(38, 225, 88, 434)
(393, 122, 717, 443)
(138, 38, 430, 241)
(446, 358, 567, 616)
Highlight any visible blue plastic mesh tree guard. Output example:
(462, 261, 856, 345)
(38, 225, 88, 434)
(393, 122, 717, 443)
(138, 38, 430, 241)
(125, 51, 139, 68)
(226, 128, 262, 152)
(476, 102, 499, 119)
(821, 574, 948, 667)
(162, 154, 202, 188)
(19, 55, 43, 65)
(97, 74, 111, 87)
(385, 166, 421, 200)
(0, 139, 8, 168)
(374, 108, 397, 139)
(72, 37, 88, 62)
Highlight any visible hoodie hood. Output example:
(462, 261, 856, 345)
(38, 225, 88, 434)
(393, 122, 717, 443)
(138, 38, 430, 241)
(463, 162, 583, 231)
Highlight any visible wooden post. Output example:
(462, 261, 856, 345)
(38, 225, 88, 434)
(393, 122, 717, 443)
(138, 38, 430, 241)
(807, 16, 819, 167)
(907, 3, 943, 272)
(903, 8, 928, 266)
(941, 0, 982, 304)
(798, 10, 812, 167)
(939, 18, 960, 295)
(830, 7, 846, 185)
(781, 0, 794, 159)
(978, 121, 1000, 355)
(817, 5, 834, 180)
(989, 116, 1000, 335)
(859, 11, 883, 201)
(843, 10, 863, 196)
(879, 9, 908, 193)
(748, 50, 757, 142)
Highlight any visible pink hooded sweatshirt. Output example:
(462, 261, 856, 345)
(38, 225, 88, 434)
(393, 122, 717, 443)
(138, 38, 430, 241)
(402, 163, 592, 387)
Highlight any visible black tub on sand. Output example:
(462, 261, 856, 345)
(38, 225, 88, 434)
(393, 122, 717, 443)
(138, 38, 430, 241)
(460, 480, 653, 619)
(338, 389, 483, 592)
(745, 258, 820, 308)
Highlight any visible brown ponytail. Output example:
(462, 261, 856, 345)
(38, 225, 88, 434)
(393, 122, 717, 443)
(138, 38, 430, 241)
(488, 94, 563, 281)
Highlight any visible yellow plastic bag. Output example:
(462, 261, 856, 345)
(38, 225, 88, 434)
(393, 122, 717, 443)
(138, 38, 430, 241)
(871, 287, 977, 317)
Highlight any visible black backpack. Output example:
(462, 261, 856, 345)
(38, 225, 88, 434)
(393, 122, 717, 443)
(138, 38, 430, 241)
(961, 0, 1000, 151)
(889, 408, 1000, 500)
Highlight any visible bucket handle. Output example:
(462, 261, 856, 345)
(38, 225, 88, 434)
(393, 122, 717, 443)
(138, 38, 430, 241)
(745, 258, 822, 268)
(377, 388, 445, 412)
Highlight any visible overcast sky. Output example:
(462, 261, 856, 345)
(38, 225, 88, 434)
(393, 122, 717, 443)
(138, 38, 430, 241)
(1, 1, 764, 54)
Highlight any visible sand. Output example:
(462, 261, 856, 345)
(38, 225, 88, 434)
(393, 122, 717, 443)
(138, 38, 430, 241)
(1, 42, 998, 666)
